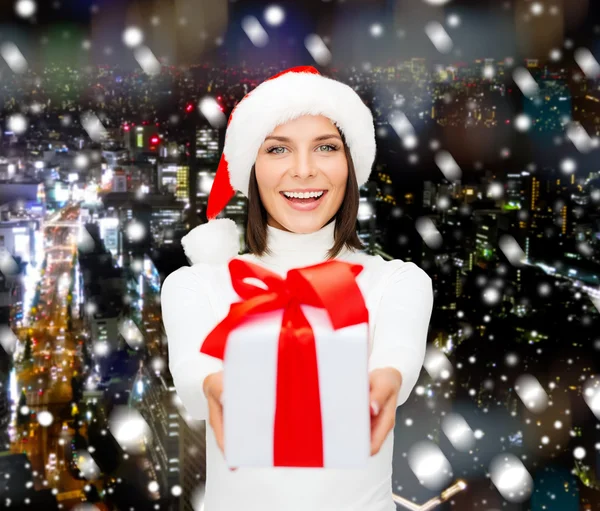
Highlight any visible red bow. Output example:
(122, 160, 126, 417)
(201, 258, 369, 467)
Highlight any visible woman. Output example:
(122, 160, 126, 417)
(161, 66, 434, 511)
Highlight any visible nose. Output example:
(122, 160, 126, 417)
(291, 152, 317, 180)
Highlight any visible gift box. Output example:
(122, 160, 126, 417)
(200, 258, 371, 469)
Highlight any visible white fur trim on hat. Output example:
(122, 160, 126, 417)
(223, 71, 376, 197)
(181, 218, 239, 265)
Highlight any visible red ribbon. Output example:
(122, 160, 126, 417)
(200, 258, 369, 467)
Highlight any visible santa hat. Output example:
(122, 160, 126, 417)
(181, 65, 376, 265)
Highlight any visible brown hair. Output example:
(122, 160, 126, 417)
(245, 130, 365, 260)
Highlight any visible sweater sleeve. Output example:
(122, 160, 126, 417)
(161, 265, 224, 421)
(368, 261, 434, 408)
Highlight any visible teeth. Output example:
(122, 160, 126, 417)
(282, 191, 324, 199)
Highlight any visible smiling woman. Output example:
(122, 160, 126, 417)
(164, 65, 434, 511)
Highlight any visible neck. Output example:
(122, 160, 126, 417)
(258, 219, 339, 270)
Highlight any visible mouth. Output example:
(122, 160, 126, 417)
(279, 190, 328, 211)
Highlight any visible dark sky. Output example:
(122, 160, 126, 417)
(0, 0, 95, 25)
(0, 0, 599, 69)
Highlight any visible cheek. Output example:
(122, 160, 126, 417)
(255, 164, 279, 196)
(330, 165, 349, 190)
(255, 163, 273, 190)
(322, 154, 348, 182)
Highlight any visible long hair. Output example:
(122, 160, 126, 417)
(245, 129, 364, 260)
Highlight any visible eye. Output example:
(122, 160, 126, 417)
(266, 146, 287, 154)
(318, 144, 339, 152)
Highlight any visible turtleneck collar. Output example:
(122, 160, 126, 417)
(255, 219, 342, 271)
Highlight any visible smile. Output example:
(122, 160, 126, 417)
(279, 190, 328, 211)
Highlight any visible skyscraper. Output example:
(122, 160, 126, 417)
(178, 417, 206, 511)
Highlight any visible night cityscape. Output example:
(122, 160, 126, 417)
(0, 0, 599, 509)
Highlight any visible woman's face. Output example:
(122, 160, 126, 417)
(254, 115, 348, 234)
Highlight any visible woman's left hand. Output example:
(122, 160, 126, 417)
(369, 367, 402, 456)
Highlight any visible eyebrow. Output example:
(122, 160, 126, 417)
(263, 134, 343, 143)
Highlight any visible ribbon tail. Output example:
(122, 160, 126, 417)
(273, 302, 324, 467)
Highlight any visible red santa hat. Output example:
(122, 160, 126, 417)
(181, 65, 376, 265)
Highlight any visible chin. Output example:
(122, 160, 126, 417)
(278, 214, 328, 234)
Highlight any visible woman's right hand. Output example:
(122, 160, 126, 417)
(203, 371, 225, 454)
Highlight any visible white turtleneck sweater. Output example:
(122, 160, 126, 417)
(161, 220, 434, 511)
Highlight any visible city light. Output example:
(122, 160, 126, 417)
(0, 7, 599, 508)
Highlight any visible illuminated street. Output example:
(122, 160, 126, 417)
(9, 204, 88, 505)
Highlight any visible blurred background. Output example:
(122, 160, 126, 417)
(0, 0, 599, 509)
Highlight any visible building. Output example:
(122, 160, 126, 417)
(102, 149, 129, 168)
(124, 125, 162, 156)
(0, 452, 59, 509)
(178, 416, 206, 511)
(505, 173, 525, 209)
(97, 217, 120, 255)
(157, 164, 189, 200)
(132, 367, 207, 511)
(423, 181, 438, 209)
(525, 173, 541, 212)
(89, 308, 123, 355)
(0, 160, 17, 180)
(0, 182, 45, 207)
(78, 234, 137, 369)
(472, 210, 510, 268)
(0, 257, 27, 328)
(133, 368, 181, 496)
(0, 218, 40, 265)
(112, 169, 128, 192)
(99, 191, 185, 250)
(0, 306, 12, 448)
(195, 127, 220, 162)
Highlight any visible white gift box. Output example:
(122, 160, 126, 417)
(222, 304, 370, 469)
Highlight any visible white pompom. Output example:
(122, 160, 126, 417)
(181, 218, 240, 265)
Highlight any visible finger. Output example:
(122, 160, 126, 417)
(208, 396, 225, 455)
(370, 399, 395, 456)
(371, 415, 393, 455)
(369, 371, 395, 418)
